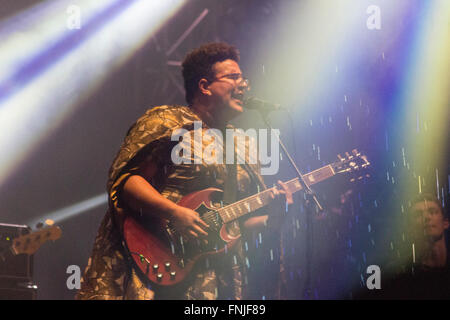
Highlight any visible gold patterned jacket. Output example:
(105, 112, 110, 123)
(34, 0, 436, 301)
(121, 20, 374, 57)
(76, 105, 268, 300)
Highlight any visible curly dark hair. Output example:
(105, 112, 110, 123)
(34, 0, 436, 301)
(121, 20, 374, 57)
(182, 42, 240, 105)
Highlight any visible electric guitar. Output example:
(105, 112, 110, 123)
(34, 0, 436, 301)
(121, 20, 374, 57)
(123, 149, 370, 286)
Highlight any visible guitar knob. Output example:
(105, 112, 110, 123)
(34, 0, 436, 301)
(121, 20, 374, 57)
(170, 271, 176, 279)
(152, 264, 159, 272)
(164, 262, 171, 270)
(156, 273, 163, 281)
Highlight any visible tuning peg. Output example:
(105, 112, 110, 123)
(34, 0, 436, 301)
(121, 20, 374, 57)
(35, 222, 44, 229)
(345, 152, 352, 159)
(352, 149, 359, 156)
(45, 219, 55, 226)
(337, 154, 344, 161)
(361, 155, 370, 166)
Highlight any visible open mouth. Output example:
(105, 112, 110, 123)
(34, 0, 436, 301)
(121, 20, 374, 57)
(234, 98, 243, 105)
(232, 94, 244, 105)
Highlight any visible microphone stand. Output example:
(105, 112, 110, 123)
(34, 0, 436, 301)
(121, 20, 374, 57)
(259, 110, 323, 209)
(258, 109, 323, 299)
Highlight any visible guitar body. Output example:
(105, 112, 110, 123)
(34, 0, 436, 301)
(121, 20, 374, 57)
(123, 188, 239, 287)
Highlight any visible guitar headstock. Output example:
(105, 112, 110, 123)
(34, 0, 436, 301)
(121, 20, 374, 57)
(331, 149, 371, 181)
(11, 223, 62, 255)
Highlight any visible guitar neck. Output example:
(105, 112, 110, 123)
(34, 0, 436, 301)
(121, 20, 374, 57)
(218, 164, 336, 223)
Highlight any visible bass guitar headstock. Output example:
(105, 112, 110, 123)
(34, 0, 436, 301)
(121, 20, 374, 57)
(11, 221, 62, 255)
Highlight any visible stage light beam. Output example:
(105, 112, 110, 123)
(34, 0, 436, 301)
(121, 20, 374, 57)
(0, 0, 186, 189)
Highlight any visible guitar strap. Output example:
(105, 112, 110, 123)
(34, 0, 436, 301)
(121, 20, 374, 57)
(223, 127, 237, 204)
(222, 125, 267, 204)
(223, 163, 237, 204)
(219, 126, 245, 299)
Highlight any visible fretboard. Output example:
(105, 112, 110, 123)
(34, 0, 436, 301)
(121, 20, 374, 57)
(217, 164, 336, 223)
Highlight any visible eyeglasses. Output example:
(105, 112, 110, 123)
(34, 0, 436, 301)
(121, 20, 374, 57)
(210, 73, 250, 90)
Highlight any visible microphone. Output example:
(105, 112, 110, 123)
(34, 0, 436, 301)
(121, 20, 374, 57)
(243, 96, 283, 111)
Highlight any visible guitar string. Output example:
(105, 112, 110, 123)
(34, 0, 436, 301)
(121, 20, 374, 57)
(166, 188, 276, 236)
(201, 164, 340, 224)
(167, 162, 346, 236)
(201, 177, 300, 223)
(169, 170, 323, 233)
(166, 161, 356, 237)
(203, 188, 274, 223)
